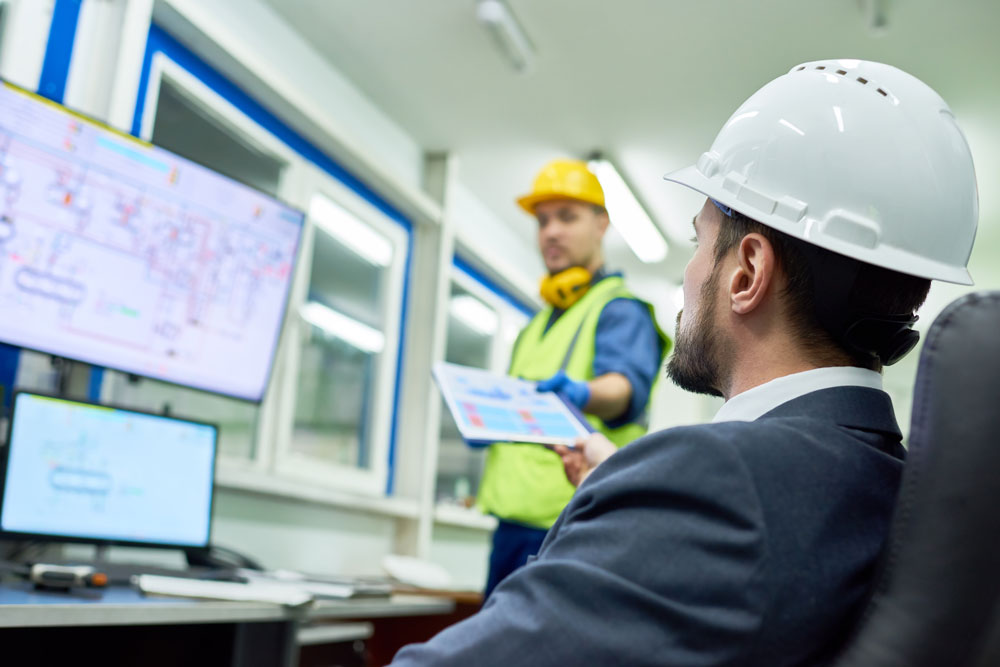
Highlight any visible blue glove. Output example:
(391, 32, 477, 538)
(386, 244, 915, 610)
(536, 370, 590, 409)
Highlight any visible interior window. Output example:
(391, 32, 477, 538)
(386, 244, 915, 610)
(151, 77, 285, 196)
(290, 195, 394, 470)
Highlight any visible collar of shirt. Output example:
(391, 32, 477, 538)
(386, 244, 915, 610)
(712, 366, 884, 423)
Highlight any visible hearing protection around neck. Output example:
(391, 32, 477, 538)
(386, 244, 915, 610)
(539, 267, 592, 310)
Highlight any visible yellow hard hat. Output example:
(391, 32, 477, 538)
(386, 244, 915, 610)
(516, 159, 605, 215)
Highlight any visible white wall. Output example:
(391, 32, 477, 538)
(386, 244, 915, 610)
(428, 524, 492, 591)
(211, 489, 397, 576)
(451, 182, 542, 304)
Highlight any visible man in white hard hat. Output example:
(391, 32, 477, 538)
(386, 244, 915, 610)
(392, 60, 978, 666)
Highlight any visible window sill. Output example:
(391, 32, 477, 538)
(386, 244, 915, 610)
(215, 464, 420, 519)
(433, 504, 497, 531)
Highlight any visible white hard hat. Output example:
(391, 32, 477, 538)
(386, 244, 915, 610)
(665, 59, 978, 285)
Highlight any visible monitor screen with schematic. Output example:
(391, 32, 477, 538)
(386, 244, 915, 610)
(0, 79, 304, 402)
(0, 391, 217, 550)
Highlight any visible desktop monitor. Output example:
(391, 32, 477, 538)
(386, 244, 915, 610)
(0, 391, 218, 550)
(0, 81, 304, 401)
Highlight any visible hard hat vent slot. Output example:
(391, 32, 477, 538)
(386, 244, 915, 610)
(798, 64, 894, 100)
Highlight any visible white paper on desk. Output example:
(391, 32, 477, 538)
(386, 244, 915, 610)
(238, 570, 367, 599)
(432, 361, 592, 446)
(136, 574, 313, 607)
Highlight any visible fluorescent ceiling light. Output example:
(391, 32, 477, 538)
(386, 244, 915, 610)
(587, 158, 669, 263)
(860, 0, 888, 32)
(309, 194, 393, 267)
(476, 0, 535, 73)
(300, 301, 385, 354)
(449, 295, 499, 336)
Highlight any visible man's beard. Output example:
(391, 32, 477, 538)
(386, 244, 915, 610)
(666, 269, 727, 398)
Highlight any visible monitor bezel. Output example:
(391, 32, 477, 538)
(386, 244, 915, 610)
(0, 390, 220, 553)
(0, 78, 307, 403)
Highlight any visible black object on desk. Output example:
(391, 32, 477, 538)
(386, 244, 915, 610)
(85, 561, 246, 586)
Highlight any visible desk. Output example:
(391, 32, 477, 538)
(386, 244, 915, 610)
(340, 588, 483, 666)
(0, 582, 455, 666)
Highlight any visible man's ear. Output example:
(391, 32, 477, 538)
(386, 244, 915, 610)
(728, 233, 776, 315)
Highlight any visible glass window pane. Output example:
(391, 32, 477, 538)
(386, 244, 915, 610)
(308, 228, 385, 328)
(292, 328, 375, 467)
(436, 283, 496, 507)
(290, 208, 393, 470)
(151, 78, 285, 197)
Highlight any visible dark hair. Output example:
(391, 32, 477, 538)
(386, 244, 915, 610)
(713, 210, 931, 371)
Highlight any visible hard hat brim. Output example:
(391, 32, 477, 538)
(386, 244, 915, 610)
(516, 193, 545, 215)
(515, 192, 605, 216)
(663, 165, 974, 286)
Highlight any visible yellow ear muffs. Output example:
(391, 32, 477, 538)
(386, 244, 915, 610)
(539, 267, 592, 309)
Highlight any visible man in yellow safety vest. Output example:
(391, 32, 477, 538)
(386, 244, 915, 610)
(476, 158, 670, 597)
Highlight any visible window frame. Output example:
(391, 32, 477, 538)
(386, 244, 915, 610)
(272, 171, 409, 496)
(449, 267, 519, 375)
(450, 257, 534, 375)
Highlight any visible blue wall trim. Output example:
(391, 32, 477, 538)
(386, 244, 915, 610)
(0, 343, 20, 411)
(87, 367, 105, 402)
(384, 231, 414, 493)
(453, 254, 536, 318)
(135, 24, 413, 493)
(38, 0, 83, 104)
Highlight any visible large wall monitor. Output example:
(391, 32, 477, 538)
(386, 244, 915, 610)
(0, 392, 218, 549)
(0, 82, 303, 401)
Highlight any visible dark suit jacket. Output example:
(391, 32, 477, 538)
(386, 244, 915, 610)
(392, 387, 906, 666)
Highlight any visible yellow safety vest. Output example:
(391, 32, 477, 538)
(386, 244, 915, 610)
(477, 276, 670, 528)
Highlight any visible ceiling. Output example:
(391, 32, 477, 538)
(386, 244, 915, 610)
(261, 0, 1000, 296)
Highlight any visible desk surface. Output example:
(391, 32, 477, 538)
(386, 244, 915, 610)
(0, 582, 454, 629)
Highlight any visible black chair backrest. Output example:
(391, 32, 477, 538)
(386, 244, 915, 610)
(834, 291, 1000, 666)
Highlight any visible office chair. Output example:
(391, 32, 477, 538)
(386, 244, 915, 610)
(833, 291, 1000, 666)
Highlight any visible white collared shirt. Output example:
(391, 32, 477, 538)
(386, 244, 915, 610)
(712, 366, 884, 423)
